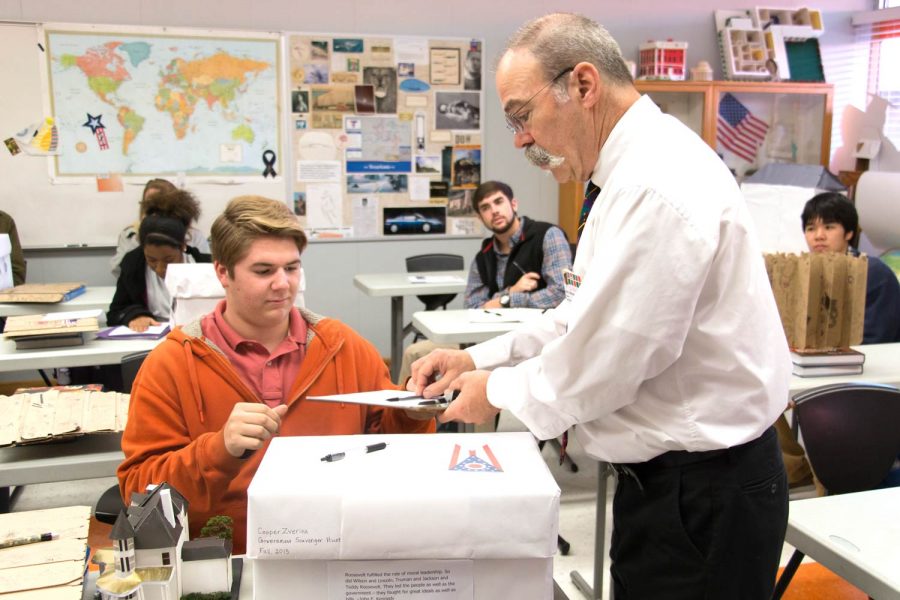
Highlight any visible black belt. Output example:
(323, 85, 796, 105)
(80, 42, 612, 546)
(611, 427, 775, 479)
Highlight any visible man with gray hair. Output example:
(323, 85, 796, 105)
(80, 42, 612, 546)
(410, 13, 790, 597)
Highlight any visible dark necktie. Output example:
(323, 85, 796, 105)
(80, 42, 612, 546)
(577, 180, 601, 242)
(559, 181, 600, 465)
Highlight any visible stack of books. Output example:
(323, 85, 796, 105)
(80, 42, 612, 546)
(0, 282, 86, 302)
(2, 309, 100, 349)
(790, 347, 866, 377)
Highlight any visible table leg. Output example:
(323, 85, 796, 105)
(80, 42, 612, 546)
(390, 296, 404, 382)
(570, 461, 612, 599)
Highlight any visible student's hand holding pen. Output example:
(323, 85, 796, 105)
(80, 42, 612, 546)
(510, 272, 541, 293)
(223, 402, 288, 458)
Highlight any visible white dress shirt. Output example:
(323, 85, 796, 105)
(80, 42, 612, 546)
(468, 95, 791, 463)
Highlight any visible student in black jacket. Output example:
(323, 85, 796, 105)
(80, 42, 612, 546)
(107, 215, 211, 331)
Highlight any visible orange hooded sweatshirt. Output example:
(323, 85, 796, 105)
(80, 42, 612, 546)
(118, 309, 435, 554)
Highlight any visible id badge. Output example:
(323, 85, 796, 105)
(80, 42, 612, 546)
(563, 269, 582, 301)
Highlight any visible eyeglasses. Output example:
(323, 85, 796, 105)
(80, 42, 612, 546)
(504, 67, 574, 134)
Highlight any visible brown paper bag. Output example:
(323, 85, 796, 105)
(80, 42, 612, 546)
(764, 252, 867, 350)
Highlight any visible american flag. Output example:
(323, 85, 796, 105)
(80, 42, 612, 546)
(717, 93, 769, 163)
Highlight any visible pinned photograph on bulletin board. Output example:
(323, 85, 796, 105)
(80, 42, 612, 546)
(291, 90, 309, 114)
(448, 188, 475, 216)
(435, 92, 480, 130)
(451, 146, 481, 189)
(464, 41, 482, 91)
(383, 206, 447, 235)
(347, 174, 407, 194)
(354, 85, 376, 114)
(313, 87, 354, 112)
(293, 192, 306, 216)
(362, 67, 398, 113)
(415, 155, 441, 174)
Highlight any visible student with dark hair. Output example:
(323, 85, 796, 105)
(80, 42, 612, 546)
(465, 180, 570, 309)
(802, 192, 900, 344)
(107, 215, 211, 331)
(110, 180, 210, 277)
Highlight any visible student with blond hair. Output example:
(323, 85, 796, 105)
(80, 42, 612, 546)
(119, 195, 434, 554)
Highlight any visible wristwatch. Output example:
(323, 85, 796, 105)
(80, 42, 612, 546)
(499, 293, 511, 307)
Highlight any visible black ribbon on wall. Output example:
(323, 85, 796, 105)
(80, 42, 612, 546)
(262, 150, 277, 178)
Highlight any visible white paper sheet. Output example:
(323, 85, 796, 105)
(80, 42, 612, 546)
(409, 176, 431, 201)
(106, 323, 170, 337)
(306, 183, 343, 229)
(297, 160, 342, 182)
(467, 308, 543, 323)
(327, 559, 474, 599)
(408, 275, 464, 284)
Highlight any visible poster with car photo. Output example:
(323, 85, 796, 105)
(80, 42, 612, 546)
(383, 206, 446, 235)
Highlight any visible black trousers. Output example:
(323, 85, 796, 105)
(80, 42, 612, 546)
(609, 426, 788, 599)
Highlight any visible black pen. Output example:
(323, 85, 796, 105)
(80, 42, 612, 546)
(385, 394, 425, 402)
(417, 399, 448, 406)
(511, 260, 528, 276)
(483, 309, 503, 316)
(321, 442, 388, 462)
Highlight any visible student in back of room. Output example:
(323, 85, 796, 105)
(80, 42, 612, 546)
(107, 214, 212, 331)
(109, 180, 210, 277)
(778, 192, 900, 493)
(118, 195, 434, 554)
(0, 209, 26, 286)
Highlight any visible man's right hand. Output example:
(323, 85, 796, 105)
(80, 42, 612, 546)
(223, 403, 288, 458)
(510, 272, 541, 293)
(408, 349, 476, 398)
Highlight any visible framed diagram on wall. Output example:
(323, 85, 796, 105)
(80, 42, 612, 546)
(287, 33, 484, 239)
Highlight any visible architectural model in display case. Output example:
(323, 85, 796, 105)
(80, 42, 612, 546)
(638, 40, 689, 80)
(716, 7, 824, 80)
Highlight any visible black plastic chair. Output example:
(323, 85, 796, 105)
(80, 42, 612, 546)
(772, 382, 900, 599)
(403, 253, 464, 341)
(95, 351, 152, 524)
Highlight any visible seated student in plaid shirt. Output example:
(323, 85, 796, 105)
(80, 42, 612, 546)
(398, 180, 571, 382)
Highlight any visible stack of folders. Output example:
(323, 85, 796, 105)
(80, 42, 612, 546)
(790, 347, 866, 377)
(2, 310, 100, 350)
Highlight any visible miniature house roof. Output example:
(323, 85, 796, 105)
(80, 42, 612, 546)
(130, 482, 188, 515)
(110, 510, 136, 541)
(127, 483, 185, 550)
(182, 537, 233, 561)
(744, 164, 846, 191)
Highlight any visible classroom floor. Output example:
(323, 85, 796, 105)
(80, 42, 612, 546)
(10, 413, 857, 600)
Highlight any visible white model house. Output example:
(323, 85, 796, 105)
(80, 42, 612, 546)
(96, 482, 232, 600)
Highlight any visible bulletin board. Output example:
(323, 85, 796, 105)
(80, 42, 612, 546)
(286, 33, 485, 238)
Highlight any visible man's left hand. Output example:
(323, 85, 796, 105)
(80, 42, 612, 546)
(439, 370, 499, 425)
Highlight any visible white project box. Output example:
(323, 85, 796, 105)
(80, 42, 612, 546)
(164, 263, 223, 326)
(247, 432, 561, 599)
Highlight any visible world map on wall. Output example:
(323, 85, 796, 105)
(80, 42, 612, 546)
(46, 31, 279, 176)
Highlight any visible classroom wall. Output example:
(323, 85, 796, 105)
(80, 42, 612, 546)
(2, 0, 869, 359)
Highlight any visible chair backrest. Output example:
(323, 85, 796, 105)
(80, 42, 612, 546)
(121, 350, 152, 393)
(405, 253, 465, 311)
(795, 382, 900, 495)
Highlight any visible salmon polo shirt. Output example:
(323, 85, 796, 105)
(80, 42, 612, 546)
(200, 300, 308, 407)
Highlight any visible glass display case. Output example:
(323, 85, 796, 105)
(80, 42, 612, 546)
(558, 80, 833, 241)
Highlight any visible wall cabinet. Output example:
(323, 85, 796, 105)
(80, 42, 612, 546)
(558, 80, 834, 242)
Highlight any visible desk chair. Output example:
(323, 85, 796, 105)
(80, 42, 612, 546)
(94, 350, 152, 524)
(403, 253, 465, 342)
(772, 382, 900, 599)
